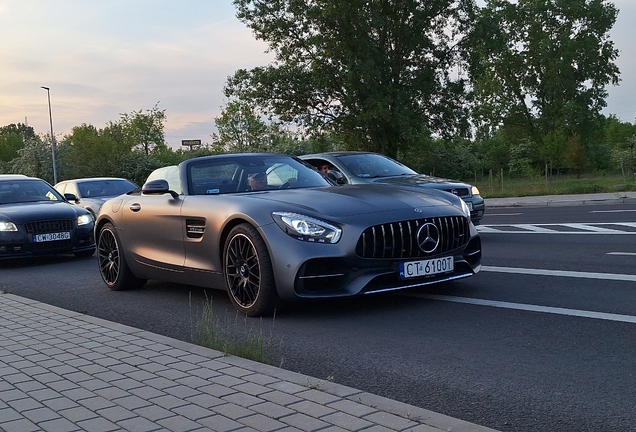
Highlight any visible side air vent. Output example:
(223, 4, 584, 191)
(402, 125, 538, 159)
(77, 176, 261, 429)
(186, 219, 206, 239)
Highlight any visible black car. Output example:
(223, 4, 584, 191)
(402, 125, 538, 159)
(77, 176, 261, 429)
(300, 152, 486, 224)
(0, 175, 96, 259)
(95, 153, 481, 316)
(54, 177, 138, 218)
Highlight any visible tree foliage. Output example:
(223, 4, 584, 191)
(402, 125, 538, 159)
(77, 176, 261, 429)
(467, 0, 620, 171)
(211, 100, 270, 153)
(119, 103, 167, 155)
(227, 0, 474, 159)
(11, 136, 53, 182)
(0, 123, 35, 167)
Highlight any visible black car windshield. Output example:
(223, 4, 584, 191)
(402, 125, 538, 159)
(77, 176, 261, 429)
(188, 155, 331, 195)
(0, 179, 64, 204)
(337, 153, 417, 178)
(78, 179, 137, 198)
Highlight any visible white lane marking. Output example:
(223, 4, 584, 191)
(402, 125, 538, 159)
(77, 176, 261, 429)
(562, 223, 624, 233)
(407, 293, 636, 324)
(515, 224, 555, 233)
(477, 222, 636, 234)
(484, 213, 524, 216)
(482, 265, 636, 282)
(614, 222, 636, 228)
(474, 226, 503, 233)
(591, 209, 636, 213)
(607, 252, 636, 256)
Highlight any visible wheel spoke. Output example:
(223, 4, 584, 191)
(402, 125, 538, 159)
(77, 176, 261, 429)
(98, 229, 120, 286)
(225, 233, 260, 308)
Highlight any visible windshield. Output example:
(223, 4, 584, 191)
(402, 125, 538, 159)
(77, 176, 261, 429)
(337, 153, 417, 178)
(187, 155, 331, 195)
(78, 179, 137, 198)
(0, 179, 64, 204)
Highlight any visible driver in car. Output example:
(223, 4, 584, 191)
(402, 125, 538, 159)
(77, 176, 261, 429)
(247, 172, 268, 191)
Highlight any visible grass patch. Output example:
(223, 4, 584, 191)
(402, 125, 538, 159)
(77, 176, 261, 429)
(191, 295, 282, 366)
(475, 174, 636, 198)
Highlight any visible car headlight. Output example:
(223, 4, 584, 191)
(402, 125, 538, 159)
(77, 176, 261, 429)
(459, 199, 471, 219)
(272, 212, 342, 243)
(77, 214, 93, 226)
(471, 185, 480, 196)
(0, 221, 18, 232)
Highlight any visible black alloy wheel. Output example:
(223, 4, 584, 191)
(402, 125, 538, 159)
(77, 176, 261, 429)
(97, 223, 146, 291)
(224, 224, 278, 317)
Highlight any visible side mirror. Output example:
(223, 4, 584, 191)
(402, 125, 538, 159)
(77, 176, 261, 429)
(327, 170, 347, 185)
(64, 193, 79, 203)
(142, 179, 179, 199)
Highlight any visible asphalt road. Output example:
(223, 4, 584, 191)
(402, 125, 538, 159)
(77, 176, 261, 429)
(1, 201, 636, 432)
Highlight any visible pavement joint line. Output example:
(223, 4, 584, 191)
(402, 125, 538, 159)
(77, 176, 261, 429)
(0, 292, 499, 432)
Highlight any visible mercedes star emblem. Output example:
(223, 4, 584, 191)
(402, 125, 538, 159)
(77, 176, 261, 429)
(416, 222, 440, 253)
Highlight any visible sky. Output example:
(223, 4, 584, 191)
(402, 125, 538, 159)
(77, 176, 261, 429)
(1, 0, 635, 150)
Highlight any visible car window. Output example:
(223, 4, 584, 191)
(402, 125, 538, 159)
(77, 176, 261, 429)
(65, 183, 79, 197)
(337, 154, 417, 178)
(77, 180, 136, 198)
(0, 179, 63, 204)
(189, 162, 241, 195)
(186, 155, 330, 194)
(146, 166, 182, 194)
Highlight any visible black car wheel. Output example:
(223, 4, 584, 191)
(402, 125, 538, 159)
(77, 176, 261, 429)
(97, 223, 147, 291)
(224, 224, 278, 317)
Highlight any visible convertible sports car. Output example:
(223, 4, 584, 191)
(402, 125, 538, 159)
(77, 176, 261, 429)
(300, 151, 486, 224)
(0, 174, 96, 259)
(95, 154, 481, 316)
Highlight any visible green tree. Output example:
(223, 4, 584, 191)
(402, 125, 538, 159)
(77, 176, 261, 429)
(60, 123, 135, 180)
(11, 136, 53, 182)
(468, 0, 620, 170)
(0, 123, 35, 170)
(0, 123, 36, 140)
(211, 100, 270, 153)
(119, 103, 167, 155)
(603, 116, 636, 176)
(0, 133, 24, 166)
(227, 0, 474, 159)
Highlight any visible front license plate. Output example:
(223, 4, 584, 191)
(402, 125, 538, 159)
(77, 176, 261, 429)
(33, 232, 71, 242)
(466, 201, 473, 211)
(399, 256, 454, 279)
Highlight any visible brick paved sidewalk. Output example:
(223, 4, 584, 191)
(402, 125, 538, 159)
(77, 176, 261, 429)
(0, 293, 498, 432)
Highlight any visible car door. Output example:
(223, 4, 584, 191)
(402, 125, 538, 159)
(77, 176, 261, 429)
(120, 179, 186, 272)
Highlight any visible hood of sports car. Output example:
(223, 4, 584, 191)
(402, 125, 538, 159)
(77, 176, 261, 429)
(0, 201, 82, 222)
(369, 174, 469, 189)
(248, 184, 461, 218)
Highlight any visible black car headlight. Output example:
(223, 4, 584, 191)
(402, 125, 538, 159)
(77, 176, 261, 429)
(77, 214, 93, 226)
(272, 212, 342, 243)
(0, 221, 18, 232)
(459, 199, 471, 219)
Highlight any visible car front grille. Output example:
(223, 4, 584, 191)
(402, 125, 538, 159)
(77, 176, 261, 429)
(25, 219, 73, 234)
(356, 216, 469, 259)
(442, 187, 470, 197)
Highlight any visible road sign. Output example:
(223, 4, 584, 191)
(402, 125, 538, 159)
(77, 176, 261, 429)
(182, 139, 201, 146)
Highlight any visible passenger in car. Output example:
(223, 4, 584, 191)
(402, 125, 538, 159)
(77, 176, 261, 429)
(319, 163, 331, 175)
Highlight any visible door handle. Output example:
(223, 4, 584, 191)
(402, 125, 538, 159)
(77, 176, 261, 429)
(129, 203, 141, 212)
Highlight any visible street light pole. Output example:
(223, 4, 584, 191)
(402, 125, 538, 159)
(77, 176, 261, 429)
(40, 86, 58, 184)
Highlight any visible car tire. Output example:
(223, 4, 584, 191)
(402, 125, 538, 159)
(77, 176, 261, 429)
(97, 223, 147, 291)
(223, 224, 278, 317)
